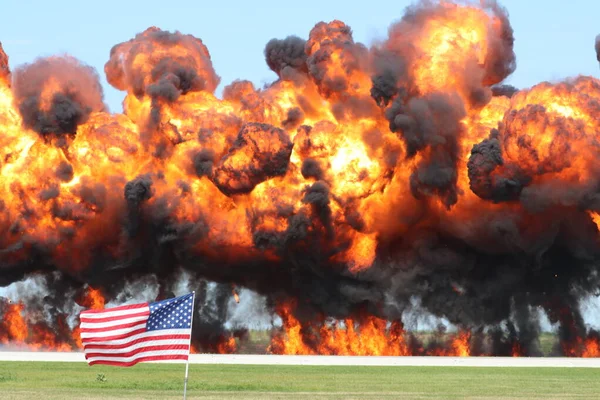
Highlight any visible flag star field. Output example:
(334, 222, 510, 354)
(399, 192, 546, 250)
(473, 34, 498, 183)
(147, 293, 194, 331)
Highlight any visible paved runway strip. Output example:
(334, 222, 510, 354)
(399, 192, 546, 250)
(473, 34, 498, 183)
(1, 352, 600, 367)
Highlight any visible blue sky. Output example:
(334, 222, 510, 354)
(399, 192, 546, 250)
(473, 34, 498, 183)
(1, 0, 598, 111)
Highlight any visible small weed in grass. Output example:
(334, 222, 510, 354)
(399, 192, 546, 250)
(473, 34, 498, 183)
(96, 373, 107, 383)
(0, 372, 16, 382)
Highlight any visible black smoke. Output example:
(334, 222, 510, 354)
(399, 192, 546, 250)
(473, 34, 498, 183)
(467, 129, 531, 202)
(12, 56, 105, 140)
(390, 92, 466, 207)
(491, 84, 519, 98)
(265, 36, 308, 80)
(596, 34, 600, 64)
(105, 27, 220, 101)
(212, 123, 294, 196)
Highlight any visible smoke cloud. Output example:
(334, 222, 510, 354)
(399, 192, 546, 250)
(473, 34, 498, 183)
(105, 27, 220, 101)
(211, 123, 293, 196)
(12, 56, 105, 140)
(265, 36, 308, 80)
(1, 1, 600, 357)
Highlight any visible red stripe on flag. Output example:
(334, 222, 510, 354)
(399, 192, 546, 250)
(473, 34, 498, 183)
(80, 320, 147, 333)
(83, 334, 190, 350)
(80, 310, 150, 324)
(87, 354, 189, 367)
(85, 344, 190, 359)
(82, 327, 147, 343)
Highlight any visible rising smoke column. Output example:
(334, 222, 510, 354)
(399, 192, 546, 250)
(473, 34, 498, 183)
(105, 27, 221, 149)
(264, 36, 308, 81)
(468, 77, 600, 206)
(370, 0, 516, 208)
(371, 0, 516, 105)
(464, 77, 600, 354)
(12, 56, 106, 143)
(105, 27, 220, 100)
(305, 20, 378, 121)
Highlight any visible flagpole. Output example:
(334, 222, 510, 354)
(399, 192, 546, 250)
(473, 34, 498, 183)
(183, 291, 195, 400)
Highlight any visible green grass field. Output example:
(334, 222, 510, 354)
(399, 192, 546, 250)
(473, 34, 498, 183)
(1, 361, 600, 399)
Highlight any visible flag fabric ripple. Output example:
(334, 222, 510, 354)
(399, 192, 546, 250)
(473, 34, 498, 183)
(80, 293, 194, 366)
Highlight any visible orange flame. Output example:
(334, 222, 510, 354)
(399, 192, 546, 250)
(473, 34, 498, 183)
(84, 287, 106, 310)
(269, 302, 477, 356)
(217, 336, 237, 354)
(451, 331, 471, 357)
(582, 337, 600, 358)
(0, 303, 27, 344)
(511, 342, 523, 357)
(589, 211, 600, 230)
(562, 332, 600, 358)
(72, 326, 82, 349)
(0, 303, 80, 351)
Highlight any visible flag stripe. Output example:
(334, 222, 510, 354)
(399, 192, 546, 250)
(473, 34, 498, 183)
(79, 303, 149, 319)
(85, 344, 190, 358)
(80, 314, 149, 331)
(84, 335, 190, 350)
(87, 354, 189, 367)
(80, 310, 150, 324)
(80, 303, 148, 318)
(80, 318, 149, 333)
(80, 323, 147, 339)
(85, 340, 189, 354)
(82, 330, 190, 346)
(81, 327, 147, 343)
(85, 349, 191, 363)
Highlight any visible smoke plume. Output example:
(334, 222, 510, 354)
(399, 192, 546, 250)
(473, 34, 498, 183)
(12, 56, 105, 140)
(265, 36, 308, 80)
(212, 122, 294, 196)
(105, 27, 220, 101)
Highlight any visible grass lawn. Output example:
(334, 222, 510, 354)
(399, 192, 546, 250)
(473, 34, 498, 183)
(1, 361, 599, 399)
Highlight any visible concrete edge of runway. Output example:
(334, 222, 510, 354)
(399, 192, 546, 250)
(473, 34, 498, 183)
(1, 352, 600, 367)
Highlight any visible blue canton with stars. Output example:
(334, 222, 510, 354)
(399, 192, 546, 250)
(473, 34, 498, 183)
(147, 293, 194, 331)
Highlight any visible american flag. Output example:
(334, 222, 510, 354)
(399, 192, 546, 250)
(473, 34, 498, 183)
(80, 293, 194, 366)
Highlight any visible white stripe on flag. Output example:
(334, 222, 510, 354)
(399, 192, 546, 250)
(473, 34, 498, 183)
(80, 322, 147, 339)
(82, 329, 189, 346)
(85, 349, 191, 364)
(80, 304, 148, 320)
(80, 314, 150, 330)
(84, 338, 190, 354)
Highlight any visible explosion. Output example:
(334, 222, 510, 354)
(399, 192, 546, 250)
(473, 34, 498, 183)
(0, 42, 9, 87)
(1, 0, 600, 356)
(12, 56, 105, 141)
